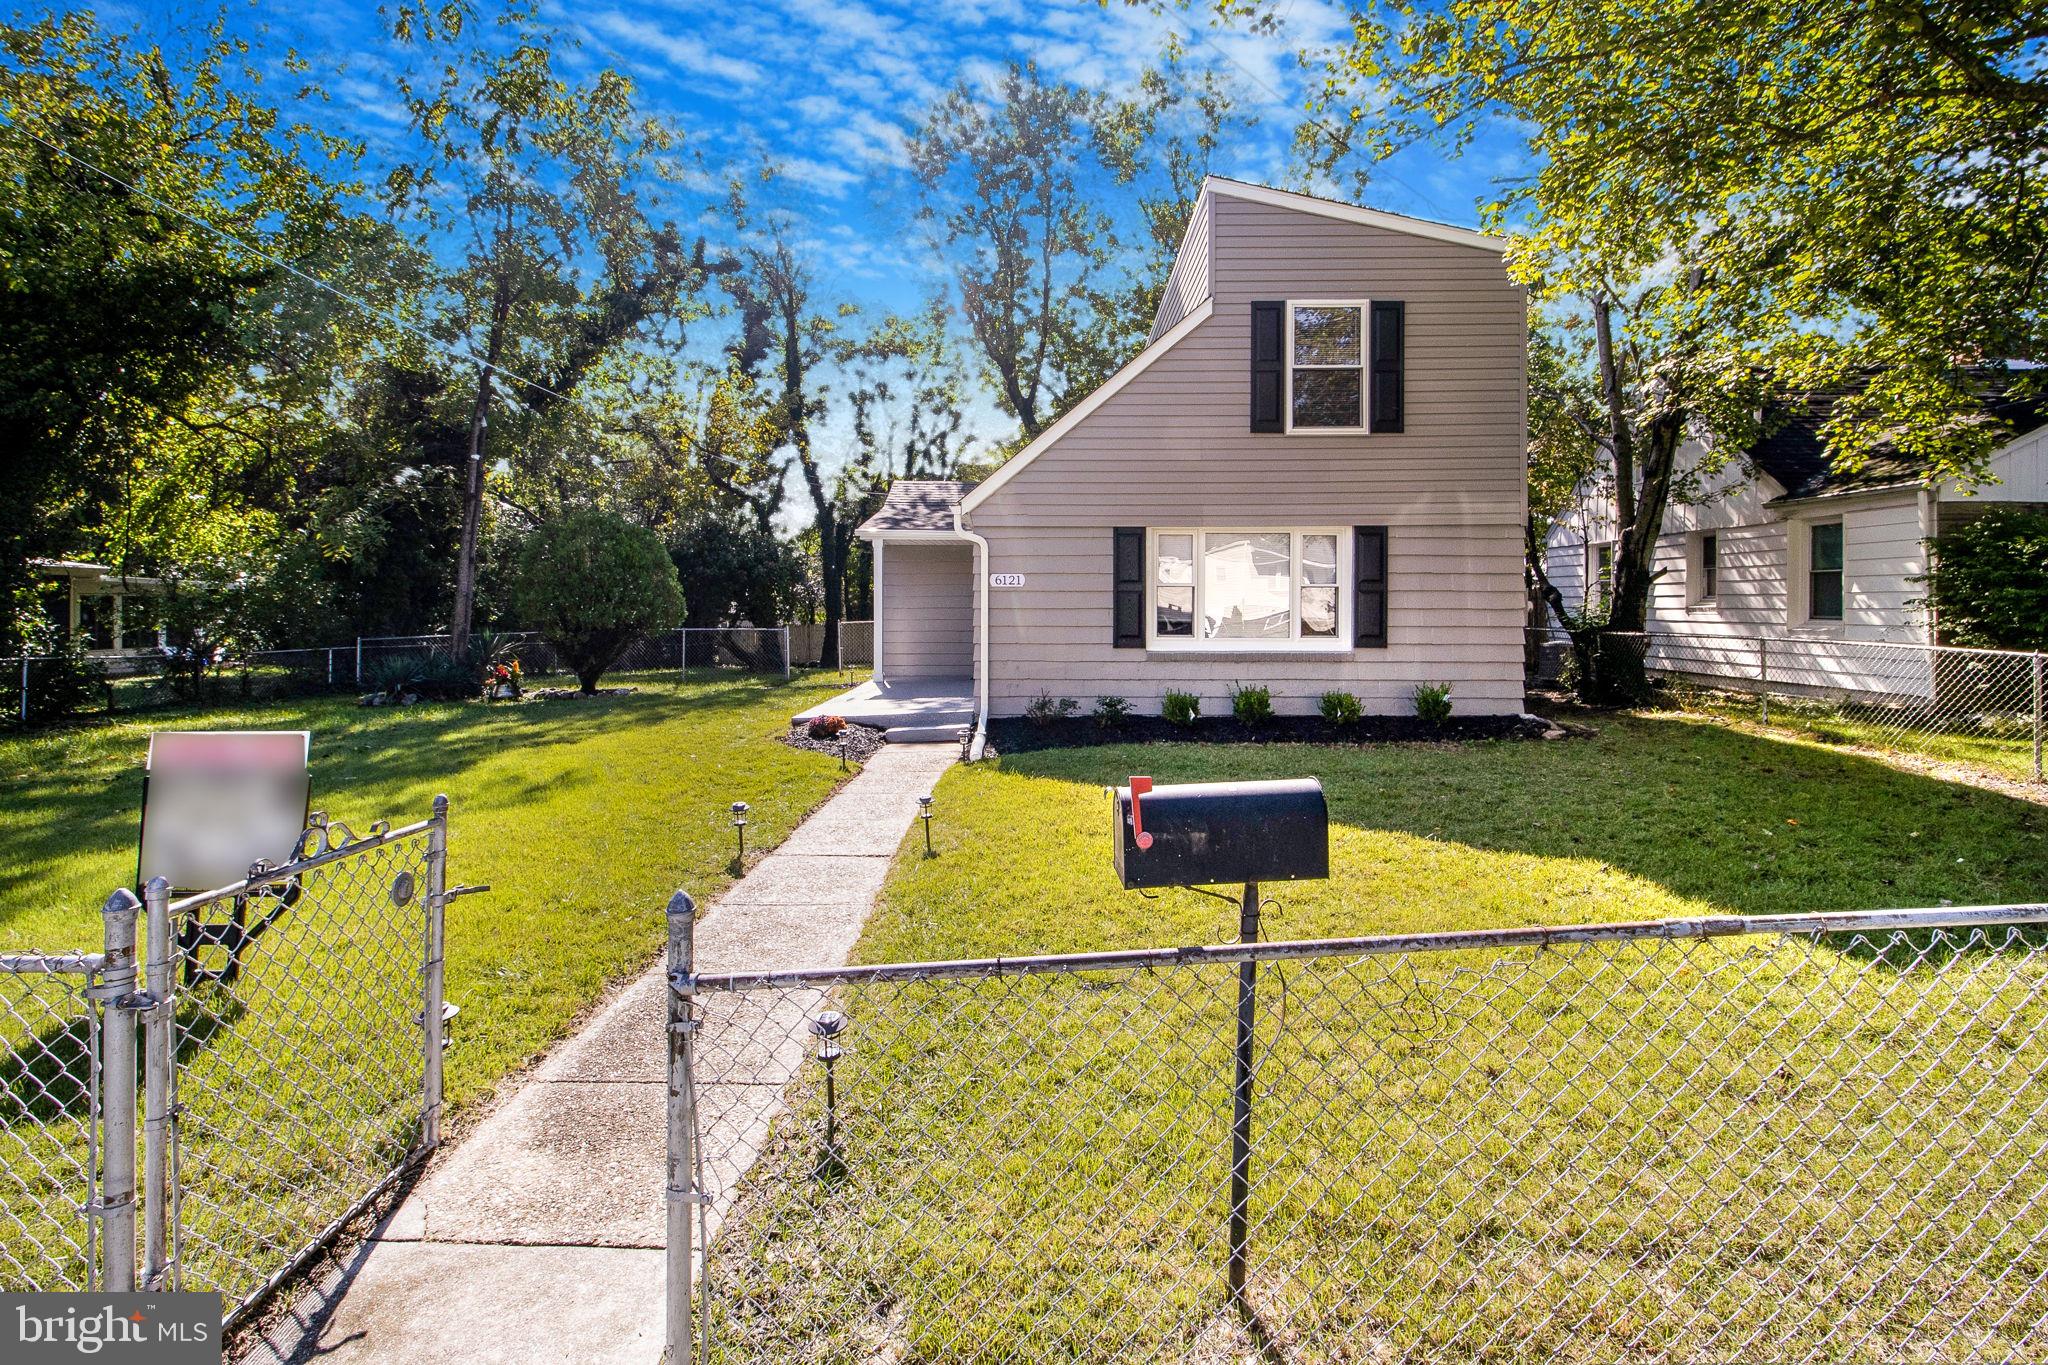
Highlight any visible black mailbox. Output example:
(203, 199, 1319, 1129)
(1112, 777, 1328, 890)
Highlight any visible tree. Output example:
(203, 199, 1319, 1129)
(384, 0, 718, 650)
(910, 63, 1119, 441)
(1292, 0, 2047, 478)
(667, 512, 793, 632)
(0, 10, 345, 652)
(1920, 508, 2048, 650)
(513, 510, 682, 692)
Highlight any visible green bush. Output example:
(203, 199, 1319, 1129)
(1413, 681, 1453, 727)
(1162, 689, 1200, 727)
(1318, 690, 1362, 726)
(1092, 695, 1131, 728)
(514, 511, 684, 693)
(1920, 507, 2048, 649)
(1229, 682, 1273, 724)
(1025, 691, 1079, 726)
(18, 634, 105, 726)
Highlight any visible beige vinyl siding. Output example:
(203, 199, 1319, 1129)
(968, 192, 1527, 716)
(1147, 193, 1212, 341)
(877, 542, 973, 681)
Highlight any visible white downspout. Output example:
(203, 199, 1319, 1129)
(951, 504, 991, 761)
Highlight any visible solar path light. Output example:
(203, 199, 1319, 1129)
(729, 801, 749, 867)
(918, 794, 934, 856)
(810, 1009, 847, 1179)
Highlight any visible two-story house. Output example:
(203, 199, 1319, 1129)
(824, 176, 1529, 750)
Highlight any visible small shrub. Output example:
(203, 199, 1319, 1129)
(514, 509, 684, 693)
(20, 635, 106, 725)
(1025, 691, 1080, 726)
(1319, 690, 1361, 726)
(806, 714, 847, 740)
(1413, 681, 1453, 727)
(1162, 689, 1200, 727)
(1230, 682, 1274, 725)
(1092, 695, 1131, 728)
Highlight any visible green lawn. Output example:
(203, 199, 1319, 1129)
(706, 712, 2048, 1363)
(0, 670, 856, 1298)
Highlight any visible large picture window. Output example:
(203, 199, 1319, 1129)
(1287, 303, 1366, 431)
(1150, 529, 1347, 649)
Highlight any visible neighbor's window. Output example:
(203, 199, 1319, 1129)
(1588, 542, 1614, 603)
(1289, 303, 1365, 430)
(1151, 530, 1347, 648)
(1699, 533, 1719, 601)
(1808, 522, 1843, 621)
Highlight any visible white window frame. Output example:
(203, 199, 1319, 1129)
(1586, 540, 1614, 605)
(1146, 528, 1352, 652)
(1799, 518, 1845, 625)
(1692, 531, 1719, 606)
(1283, 300, 1370, 435)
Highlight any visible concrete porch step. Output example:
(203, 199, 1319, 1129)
(883, 724, 970, 744)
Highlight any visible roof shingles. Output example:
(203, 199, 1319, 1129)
(856, 480, 977, 538)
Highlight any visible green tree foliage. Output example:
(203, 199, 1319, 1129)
(513, 510, 682, 692)
(384, 0, 723, 646)
(0, 10, 346, 651)
(1921, 508, 2048, 650)
(667, 512, 795, 632)
(1290, 0, 2047, 478)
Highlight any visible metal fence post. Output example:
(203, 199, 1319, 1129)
(1759, 635, 1770, 726)
(97, 888, 142, 1292)
(1227, 881, 1261, 1310)
(355, 637, 363, 685)
(422, 795, 449, 1151)
(781, 625, 791, 681)
(141, 877, 172, 1290)
(2033, 652, 2043, 782)
(666, 890, 700, 1365)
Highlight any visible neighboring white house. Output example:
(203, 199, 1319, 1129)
(852, 176, 1528, 738)
(32, 559, 172, 663)
(1541, 381, 2048, 696)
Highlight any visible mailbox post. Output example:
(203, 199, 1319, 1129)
(1111, 775, 1328, 1312)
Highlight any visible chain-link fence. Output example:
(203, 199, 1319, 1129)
(667, 899, 2048, 1362)
(153, 805, 448, 1323)
(0, 801, 448, 1331)
(6, 624, 818, 727)
(785, 621, 874, 669)
(1528, 625, 2046, 781)
(0, 952, 103, 1291)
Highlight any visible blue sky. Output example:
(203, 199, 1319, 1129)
(104, 0, 1532, 461)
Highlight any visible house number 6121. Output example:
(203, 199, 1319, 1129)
(989, 573, 1025, 588)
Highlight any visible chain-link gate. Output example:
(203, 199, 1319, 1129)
(0, 797, 452, 1331)
(0, 952, 105, 1290)
(667, 899, 2048, 1362)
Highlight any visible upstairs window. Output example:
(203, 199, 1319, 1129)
(1288, 303, 1365, 431)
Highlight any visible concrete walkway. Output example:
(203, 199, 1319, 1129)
(253, 743, 956, 1365)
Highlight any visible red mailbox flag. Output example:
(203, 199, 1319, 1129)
(1128, 776, 1154, 850)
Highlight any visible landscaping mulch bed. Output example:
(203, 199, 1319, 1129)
(988, 711, 1560, 753)
(527, 685, 636, 700)
(782, 721, 888, 763)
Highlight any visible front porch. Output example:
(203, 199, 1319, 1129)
(792, 678, 974, 744)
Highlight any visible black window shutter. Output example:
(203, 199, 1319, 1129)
(1354, 526, 1388, 648)
(1250, 301, 1284, 432)
(1113, 527, 1145, 648)
(1369, 301, 1405, 433)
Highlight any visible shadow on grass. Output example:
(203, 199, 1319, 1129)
(0, 671, 832, 932)
(976, 710, 2048, 966)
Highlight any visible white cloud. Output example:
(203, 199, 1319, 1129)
(586, 10, 765, 87)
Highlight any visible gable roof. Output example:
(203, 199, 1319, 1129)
(1753, 375, 2047, 502)
(856, 480, 977, 540)
(1202, 177, 1506, 255)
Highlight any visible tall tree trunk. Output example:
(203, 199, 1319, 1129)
(819, 521, 845, 669)
(449, 365, 494, 649)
